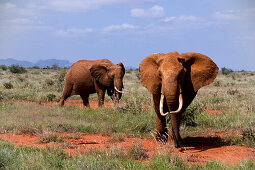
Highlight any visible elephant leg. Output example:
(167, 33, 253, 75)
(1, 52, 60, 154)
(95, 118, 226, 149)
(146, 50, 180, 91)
(97, 89, 105, 107)
(153, 94, 168, 143)
(169, 114, 181, 148)
(177, 113, 182, 142)
(58, 83, 72, 107)
(80, 94, 90, 107)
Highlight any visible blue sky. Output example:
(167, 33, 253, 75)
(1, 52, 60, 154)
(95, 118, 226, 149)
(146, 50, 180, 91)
(0, 0, 254, 70)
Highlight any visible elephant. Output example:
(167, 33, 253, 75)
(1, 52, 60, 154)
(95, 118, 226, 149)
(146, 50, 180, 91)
(139, 51, 218, 148)
(58, 59, 125, 107)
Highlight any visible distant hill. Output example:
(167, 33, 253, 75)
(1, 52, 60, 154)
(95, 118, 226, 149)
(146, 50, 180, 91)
(0, 58, 72, 68)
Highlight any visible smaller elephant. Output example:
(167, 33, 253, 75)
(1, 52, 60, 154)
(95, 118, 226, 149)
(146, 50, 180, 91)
(139, 52, 218, 148)
(59, 59, 125, 107)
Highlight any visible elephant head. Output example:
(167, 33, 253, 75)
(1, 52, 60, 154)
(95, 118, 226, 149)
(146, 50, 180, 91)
(90, 62, 125, 101)
(139, 51, 218, 147)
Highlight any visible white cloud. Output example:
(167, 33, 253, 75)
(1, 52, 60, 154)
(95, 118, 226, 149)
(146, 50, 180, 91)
(39, 0, 158, 12)
(0, 2, 46, 31)
(212, 8, 255, 20)
(55, 28, 93, 37)
(161, 15, 200, 23)
(160, 16, 176, 22)
(131, 5, 164, 18)
(102, 23, 139, 32)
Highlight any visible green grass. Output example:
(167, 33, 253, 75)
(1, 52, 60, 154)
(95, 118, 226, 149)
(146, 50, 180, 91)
(0, 68, 255, 168)
(0, 141, 254, 170)
(0, 102, 155, 136)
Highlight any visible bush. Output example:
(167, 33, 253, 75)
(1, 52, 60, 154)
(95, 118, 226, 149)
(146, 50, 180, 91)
(227, 89, 239, 95)
(51, 63, 59, 70)
(181, 103, 204, 127)
(213, 80, 221, 87)
(3, 82, 13, 89)
(221, 67, 233, 75)
(0, 65, 7, 70)
(31, 66, 40, 69)
(47, 94, 56, 101)
(8, 65, 27, 74)
(127, 142, 148, 160)
(37, 131, 64, 144)
(242, 128, 255, 143)
(46, 79, 55, 86)
(17, 76, 25, 82)
(58, 71, 66, 82)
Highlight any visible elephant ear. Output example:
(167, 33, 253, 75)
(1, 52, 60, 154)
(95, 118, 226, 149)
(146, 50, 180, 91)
(90, 64, 111, 87)
(139, 53, 164, 94)
(117, 62, 125, 74)
(180, 52, 219, 92)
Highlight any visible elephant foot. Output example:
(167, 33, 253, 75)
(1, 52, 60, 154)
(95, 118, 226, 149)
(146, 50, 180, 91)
(58, 101, 64, 107)
(168, 136, 181, 148)
(155, 131, 168, 144)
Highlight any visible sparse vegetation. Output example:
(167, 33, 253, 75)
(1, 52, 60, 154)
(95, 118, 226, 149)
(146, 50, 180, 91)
(0, 68, 254, 168)
(37, 131, 64, 144)
(127, 142, 149, 160)
(0, 141, 253, 169)
(45, 79, 55, 86)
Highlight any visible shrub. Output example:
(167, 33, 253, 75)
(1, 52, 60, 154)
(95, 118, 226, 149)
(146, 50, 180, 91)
(46, 79, 55, 86)
(127, 142, 148, 160)
(58, 71, 66, 82)
(242, 128, 255, 144)
(51, 63, 59, 70)
(227, 89, 239, 95)
(117, 98, 143, 115)
(0, 65, 7, 70)
(181, 103, 203, 126)
(108, 134, 125, 143)
(8, 65, 27, 74)
(221, 67, 233, 75)
(3, 82, 13, 89)
(37, 131, 64, 144)
(31, 66, 40, 69)
(47, 94, 56, 101)
(213, 80, 221, 87)
(17, 76, 25, 82)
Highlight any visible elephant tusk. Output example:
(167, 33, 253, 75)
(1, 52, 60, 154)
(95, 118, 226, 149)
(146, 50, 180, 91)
(160, 94, 169, 116)
(169, 93, 183, 114)
(159, 93, 183, 116)
(114, 86, 123, 93)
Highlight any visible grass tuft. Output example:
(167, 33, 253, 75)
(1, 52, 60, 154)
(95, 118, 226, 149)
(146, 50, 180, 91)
(127, 142, 149, 160)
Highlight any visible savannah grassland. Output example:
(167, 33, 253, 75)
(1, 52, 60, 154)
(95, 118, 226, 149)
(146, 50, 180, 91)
(0, 66, 254, 169)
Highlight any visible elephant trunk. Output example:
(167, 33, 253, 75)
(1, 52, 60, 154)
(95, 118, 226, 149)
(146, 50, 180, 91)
(113, 78, 123, 101)
(160, 91, 183, 116)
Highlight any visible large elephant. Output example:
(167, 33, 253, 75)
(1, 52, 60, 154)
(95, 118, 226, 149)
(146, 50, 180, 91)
(59, 59, 125, 107)
(139, 52, 218, 148)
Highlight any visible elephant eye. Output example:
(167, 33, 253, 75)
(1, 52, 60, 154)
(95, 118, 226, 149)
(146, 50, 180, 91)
(158, 71, 162, 78)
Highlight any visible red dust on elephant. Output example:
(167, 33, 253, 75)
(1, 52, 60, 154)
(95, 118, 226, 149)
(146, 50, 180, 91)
(59, 59, 125, 107)
(139, 52, 218, 148)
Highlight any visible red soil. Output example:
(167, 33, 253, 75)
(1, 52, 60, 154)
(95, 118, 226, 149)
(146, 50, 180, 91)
(0, 133, 254, 166)
(204, 109, 230, 114)
(22, 100, 117, 108)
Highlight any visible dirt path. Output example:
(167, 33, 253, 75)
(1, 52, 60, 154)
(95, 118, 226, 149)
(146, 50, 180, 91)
(0, 133, 254, 166)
